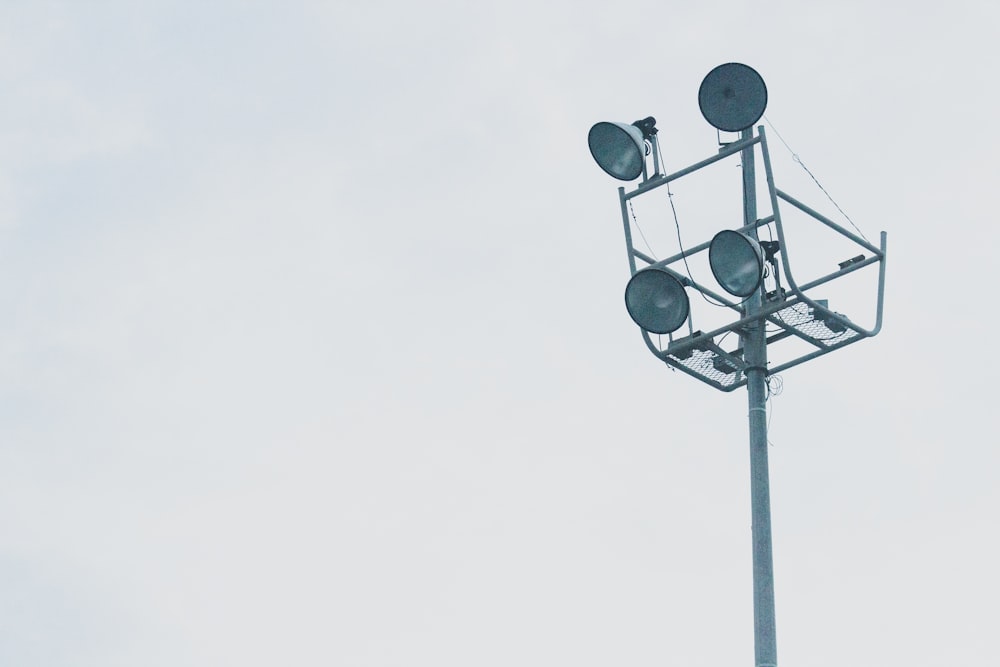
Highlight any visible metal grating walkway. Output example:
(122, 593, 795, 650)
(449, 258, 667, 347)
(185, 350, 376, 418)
(664, 301, 861, 390)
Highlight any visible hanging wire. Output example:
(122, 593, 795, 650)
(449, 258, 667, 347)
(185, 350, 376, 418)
(665, 182, 748, 309)
(766, 372, 784, 398)
(653, 138, 700, 297)
(625, 180, 671, 355)
(765, 402, 775, 447)
(762, 115, 870, 244)
(627, 199, 657, 260)
(656, 137, 757, 310)
(765, 373, 783, 446)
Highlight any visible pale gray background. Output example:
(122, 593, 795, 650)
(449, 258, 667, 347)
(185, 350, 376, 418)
(0, 2, 995, 665)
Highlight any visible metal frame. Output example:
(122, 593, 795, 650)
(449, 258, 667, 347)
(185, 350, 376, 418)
(617, 126, 888, 392)
(600, 110, 887, 667)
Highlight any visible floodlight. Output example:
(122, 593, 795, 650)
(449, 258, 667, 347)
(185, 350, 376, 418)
(709, 230, 764, 297)
(698, 63, 768, 132)
(588, 121, 647, 181)
(624, 268, 689, 334)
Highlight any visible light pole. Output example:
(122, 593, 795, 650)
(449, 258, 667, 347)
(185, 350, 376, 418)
(736, 121, 778, 667)
(588, 63, 887, 667)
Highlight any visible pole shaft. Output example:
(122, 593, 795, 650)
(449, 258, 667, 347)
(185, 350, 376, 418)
(741, 128, 777, 667)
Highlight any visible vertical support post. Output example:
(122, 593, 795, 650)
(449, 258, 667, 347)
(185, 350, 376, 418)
(650, 134, 662, 177)
(741, 127, 777, 667)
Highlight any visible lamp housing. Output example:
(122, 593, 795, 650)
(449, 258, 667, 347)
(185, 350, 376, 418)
(624, 268, 690, 334)
(588, 121, 647, 181)
(709, 230, 765, 298)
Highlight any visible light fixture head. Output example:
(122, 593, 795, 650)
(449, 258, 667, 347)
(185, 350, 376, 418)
(709, 230, 764, 298)
(624, 268, 690, 334)
(588, 121, 647, 181)
(698, 63, 768, 132)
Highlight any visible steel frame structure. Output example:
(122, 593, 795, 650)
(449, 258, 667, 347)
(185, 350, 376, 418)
(608, 122, 887, 667)
(617, 126, 887, 393)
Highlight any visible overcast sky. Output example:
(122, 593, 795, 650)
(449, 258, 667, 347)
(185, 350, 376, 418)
(0, 2, 997, 666)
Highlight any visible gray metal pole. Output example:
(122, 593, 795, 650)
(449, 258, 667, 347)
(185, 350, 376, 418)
(741, 127, 777, 667)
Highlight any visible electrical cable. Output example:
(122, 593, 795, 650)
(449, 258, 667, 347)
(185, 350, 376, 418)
(762, 115, 871, 244)
(665, 182, 751, 309)
(627, 199, 657, 259)
(656, 135, 757, 311)
(765, 373, 783, 447)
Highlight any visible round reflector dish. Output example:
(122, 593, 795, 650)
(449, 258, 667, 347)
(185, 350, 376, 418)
(624, 268, 690, 334)
(698, 63, 768, 132)
(588, 122, 646, 181)
(709, 230, 764, 297)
